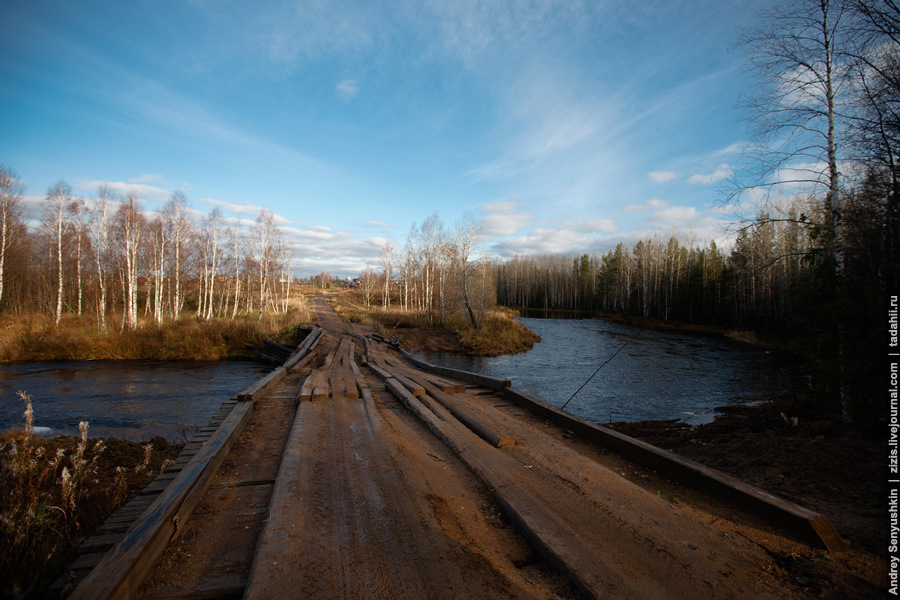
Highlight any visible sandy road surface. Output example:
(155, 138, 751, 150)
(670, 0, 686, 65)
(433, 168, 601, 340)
(137, 296, 820, 599)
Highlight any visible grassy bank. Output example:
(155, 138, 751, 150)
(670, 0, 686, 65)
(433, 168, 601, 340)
(0, 395, 181, 598)
(0, 306, 313, 362)
(334, 300, 541, 356)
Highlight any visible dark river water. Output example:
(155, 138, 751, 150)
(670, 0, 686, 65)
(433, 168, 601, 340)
(0, 317, 798, 441)
(0, 360, 272, 441)
(416, 315, 801, 425)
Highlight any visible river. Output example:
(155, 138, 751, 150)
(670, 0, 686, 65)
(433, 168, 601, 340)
(0, 360, 272, 441)
(0, 317, 798, 441)
(415, 314, 801, 425)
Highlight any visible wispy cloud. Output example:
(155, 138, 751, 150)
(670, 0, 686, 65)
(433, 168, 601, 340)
(477, 199, 532, 238)
(202, 197, 271, 217)
(335, 79, 359, 100)
(648, 171, 679, 183)
(687, 164, 732, 185)
(77, 179, 173, 205)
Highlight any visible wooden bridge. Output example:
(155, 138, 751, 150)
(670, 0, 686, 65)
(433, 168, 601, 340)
(50, 297, 846, 600)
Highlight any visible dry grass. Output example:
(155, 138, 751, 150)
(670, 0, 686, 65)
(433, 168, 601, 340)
(343, 302, 541, 357)
(0, 305, 313, 362)
(456, 308, 541, 356)
(0, 394, 180, 598)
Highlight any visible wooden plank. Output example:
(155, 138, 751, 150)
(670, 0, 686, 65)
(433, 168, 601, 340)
(378, 377, 598, 600)
(287, 352, 315, 374)
(366, 364, 394, 382)
(501, 386, 847, 553)
(389, 371, 426, 398)
(68, 400, 256, 600)
(141, 584, 245, 600)
(283, 328, 323, 371)
(95, 522, 133, 536)
(236, 366, 287, 402)
(209, 478, 276, 490)
(69, 551, 108, 572)
(398, 348, 511, 391)
(298, 370, 328, 402)
(422, 374, 465, 394)
(78, 532, 126, 555)
(399, 369, 513, 448)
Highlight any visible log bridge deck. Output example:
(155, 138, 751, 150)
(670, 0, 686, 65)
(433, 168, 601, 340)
(53, 299, 846, 600)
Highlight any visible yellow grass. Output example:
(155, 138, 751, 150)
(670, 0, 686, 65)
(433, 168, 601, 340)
(0, 304, 313, 362)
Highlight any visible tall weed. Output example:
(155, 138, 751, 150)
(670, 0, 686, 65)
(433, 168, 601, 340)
(0, 396, 179, 598)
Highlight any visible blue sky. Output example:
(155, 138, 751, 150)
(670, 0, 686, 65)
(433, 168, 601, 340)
(1, 0, 770, 277)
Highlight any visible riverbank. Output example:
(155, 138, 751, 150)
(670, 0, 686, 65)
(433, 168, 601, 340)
(332, 300, 541, 356)
(608, 395, 882, 557)
(0, 424, 181, 598)
(0, 308, 312, 362)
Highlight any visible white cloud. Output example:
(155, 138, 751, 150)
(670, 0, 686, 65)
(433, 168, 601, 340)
(687, 164, 732, 185)
(571, 218, 617, 234)
(127, 174, 167, 185)
(335, 79, 359, 100)
(648, 171, 679, 183)
(77, 179, 173, 205)
(477, 199, 532, 238)
(201, 197, 269, 217)
(712, 141, 746, 157)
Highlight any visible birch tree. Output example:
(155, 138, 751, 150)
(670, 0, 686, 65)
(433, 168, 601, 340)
(453, 211, 483, 328)
(91, 185, 115, 331)
(45, 181, 72, 325)
(379, 240, 395, 310)
(68, 198, 87, 316)
(736, 0, 850, 280)
(164, 190, 189, 319)
(117, 192, 144, 330)
(255, 210, 276, 319)
(0, 166, 24, 308)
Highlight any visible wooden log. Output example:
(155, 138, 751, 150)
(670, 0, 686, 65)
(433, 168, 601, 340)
(287, 352, 315, 374)
(298, 370, 328, 402)
(297, 379, 315, 402)
(501, 386, 847, 553)
(387, 370, 426, 397)
(283, 327, 323, 371)
(236, 366, 287, 402)
(68, 399, 256, 600)
(366, 364, 394, 382)
(423, 374, 465, 394)
(398, 348, 511, 391)
(397, 369, 513, 448)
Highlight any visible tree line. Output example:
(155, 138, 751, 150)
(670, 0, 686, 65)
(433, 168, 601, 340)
(488, 0, 898, 422)
(357, 211, 494, 329)
(0, 171, 295, 330)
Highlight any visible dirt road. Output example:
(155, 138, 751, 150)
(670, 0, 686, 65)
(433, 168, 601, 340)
(134, 297, 866, 599)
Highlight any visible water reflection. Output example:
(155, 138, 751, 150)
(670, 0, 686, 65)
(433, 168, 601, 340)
(0, 360, 272, 441)
(416, 316, 800, 425)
